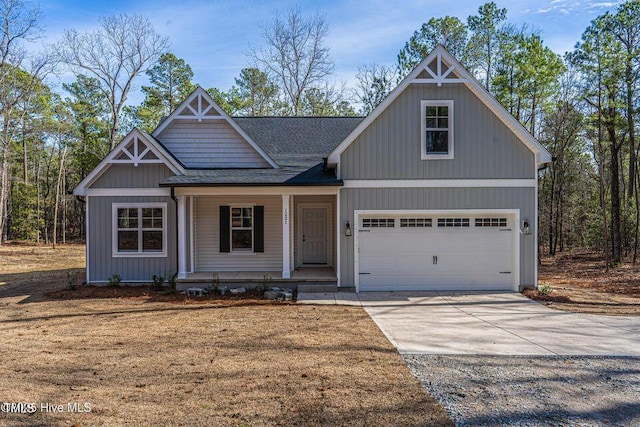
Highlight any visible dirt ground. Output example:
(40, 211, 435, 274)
(530, 251, 640, 316)
(0, 243, 452, 427)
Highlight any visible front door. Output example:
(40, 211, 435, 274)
(301, 207, 328, 264)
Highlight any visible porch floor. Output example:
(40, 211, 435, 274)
(180, 267, 336, 283)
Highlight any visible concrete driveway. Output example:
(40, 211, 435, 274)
(358, 292, 640, 355)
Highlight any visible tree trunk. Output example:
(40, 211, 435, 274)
(52, 145, 67, 249)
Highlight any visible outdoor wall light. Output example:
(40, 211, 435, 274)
(522, 220, 532, 235)
(344, 221, 352, 237)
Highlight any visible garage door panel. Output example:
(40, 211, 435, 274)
(358, 213, 516, 292)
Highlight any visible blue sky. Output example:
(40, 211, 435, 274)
(37, 0, 624, 103)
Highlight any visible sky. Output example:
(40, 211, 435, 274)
(35, 0, 625, 104)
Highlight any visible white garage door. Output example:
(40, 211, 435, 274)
(357, 214, 515, 291)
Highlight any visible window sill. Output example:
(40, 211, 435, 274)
(228, 251, 258, 256)
(421, 153, 454, 160)
(113, 252, 168, 258)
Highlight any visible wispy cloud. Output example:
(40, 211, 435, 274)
(536, 7, 553, 13)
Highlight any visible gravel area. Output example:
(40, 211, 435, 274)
(403, 355, 640, 426)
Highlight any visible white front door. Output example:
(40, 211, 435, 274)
(301, 207, 328, 264)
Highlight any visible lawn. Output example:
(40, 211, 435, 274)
(0, 243, 452, 426)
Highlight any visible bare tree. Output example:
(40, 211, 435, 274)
(353, 63, 396, 115)
(250, 9, 334, 115)
(59, 13, 169, 150)
(0, 0, 51, 244)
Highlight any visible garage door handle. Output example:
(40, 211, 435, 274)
(359, 272, 371, 275)
(499, 271, 511, 274)
(433, 256, 438, 265)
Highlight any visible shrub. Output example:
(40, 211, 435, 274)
(67, 271, 78, 290)
(539, 284, 553, 295)
(166, 272, 178, 294)
(108, 273, 122, 288)
(151, 274, 165, 290)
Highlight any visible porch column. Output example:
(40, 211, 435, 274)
(177, 195, 187, 279)
(282, 194, 291, 278)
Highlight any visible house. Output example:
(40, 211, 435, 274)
(73, 46, 551, 292)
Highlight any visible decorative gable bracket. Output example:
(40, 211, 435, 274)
(112, 135, 163, 167)
(174, 91, 226, 122)
(413, 52, 468, 87)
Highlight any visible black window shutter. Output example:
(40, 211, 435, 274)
(220, 206, 230, 253)
(254, 206, 264, 253)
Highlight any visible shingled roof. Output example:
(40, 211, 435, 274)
(161, 116, 363, 186)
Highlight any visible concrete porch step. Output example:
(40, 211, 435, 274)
(297, 283, 338, 293)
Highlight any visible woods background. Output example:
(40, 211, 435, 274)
(1, 0, 639, 267)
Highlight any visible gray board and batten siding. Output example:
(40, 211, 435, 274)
(155, 119, 270, 169)
(87, 195, 177, 283)
(340, 83, 536, 180)
(91, 163, 175, 188)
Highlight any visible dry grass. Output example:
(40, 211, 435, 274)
(0, 243, 452, 426)
(532, 251, 640, 316)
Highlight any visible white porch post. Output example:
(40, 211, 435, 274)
(177, 195, 187, 279)
(282, 194, 291, 278)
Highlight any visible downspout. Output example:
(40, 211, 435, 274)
(170, 187, 179, 275)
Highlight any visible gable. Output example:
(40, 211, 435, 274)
(73, 129, 184, 196)
(152, 87, 278, 169)
(328, 45, 552, 167)
(340, 83, 535, 180)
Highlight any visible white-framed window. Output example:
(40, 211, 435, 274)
(112, 203, 167, 257)
(421, 100, 454, 160)
(231, 207, 253, 251)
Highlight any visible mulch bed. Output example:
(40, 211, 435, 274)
(47, 285, 296, 305)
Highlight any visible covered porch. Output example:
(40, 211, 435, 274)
(173, 186, 341, 285)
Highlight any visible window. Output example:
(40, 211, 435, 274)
(231, 207, 253, 251)
(362, 218, 395, 228)
(112, 203, 166, 257)
(421, 100, 454, 159)
(437, 218, 469, 227)
(400, 218, 432, 227)
(475, 218, 508, 227)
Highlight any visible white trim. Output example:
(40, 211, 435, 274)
(151, 87, 279, 169)
(327, 45, 552, 166)
(282, 194, 291, 278)
(336, 191, 341, 287)
(111, 203, 168, 258)
(421, 100, 454, 160)
(297, 202, 333, 267)
(177, 196, 187, 279)
(353, 209, 520, 292)
(229, 206, 254, 252)
(85, 196, 90, 283)
(343, 179, 537, 188)
(189, 196, 195, 274)
(174, 186, 340, 197)
(85, 188, 171, 197)
(73, 129, 184, 196)
(534, 164, 539, 288)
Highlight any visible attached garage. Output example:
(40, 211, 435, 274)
(355, 211, 519, 292)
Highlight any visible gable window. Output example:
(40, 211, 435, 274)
(421, 100, 454, 160)
(112, 203, 167, 257)
(231, 207, 253, 251)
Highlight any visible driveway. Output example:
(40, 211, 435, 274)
(358, 291, 640, 355)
